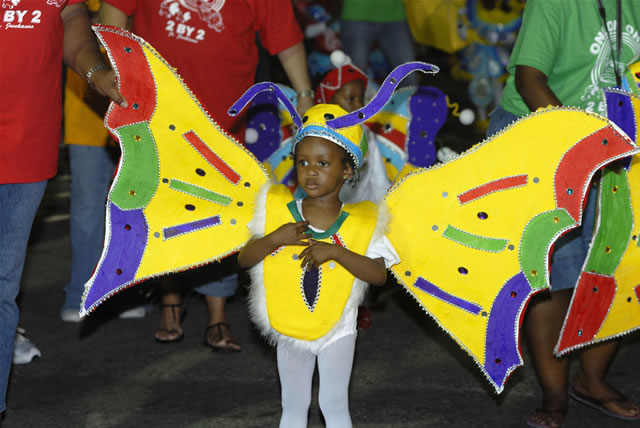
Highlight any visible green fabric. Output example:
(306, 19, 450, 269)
(169, 179, 232, 206)
(442, 225, 508, 253)
(111, 124, 159, 210)
(341, 0, 406, 22)
(501, 0, 640, 117)
(585, 168, 633, 275)
(520, 209, 574, 290)
(287, 200, 350, 239)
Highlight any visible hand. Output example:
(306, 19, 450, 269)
(299, 239, 340, 270)
(297, 95, 314, 116)
(271, 221, 311, 247)
(90, 69, 128, 108)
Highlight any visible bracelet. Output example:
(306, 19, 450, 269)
(296, 89, 314, 98)
(86, 64, 107, 83)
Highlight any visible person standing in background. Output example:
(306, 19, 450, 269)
(0, 0, 125, 422)
(340, 0, 417, 86)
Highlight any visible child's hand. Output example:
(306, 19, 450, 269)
(299, 239, 340, 270)
(271, 221, 311, 247)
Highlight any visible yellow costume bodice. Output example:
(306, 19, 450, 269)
(261, 185, 379, 341)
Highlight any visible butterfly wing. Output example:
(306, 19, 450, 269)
(556, 90, 640, 355)
(385, 107, 638, 392)
(81, 26, 268, 316)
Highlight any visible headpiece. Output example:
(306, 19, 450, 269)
(228, 62, 440, 169)
(315, 51, 368, 104)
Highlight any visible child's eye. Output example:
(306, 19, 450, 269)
(298, 160, 308, 166)
(318, 161, 329, 167)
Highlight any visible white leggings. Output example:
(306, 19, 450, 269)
(277, 334, 356, 428)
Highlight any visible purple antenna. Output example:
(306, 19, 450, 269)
(326, 62, 439, 129)
(228, 82, 302, 129)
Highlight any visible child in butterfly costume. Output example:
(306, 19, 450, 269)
(236, 103, 399, 427)
(83, 28, 639, 423)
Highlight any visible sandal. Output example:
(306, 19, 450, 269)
(154, 303, 185, 343)
(203, 322, 241, 352)
(570, 386, 640, 420)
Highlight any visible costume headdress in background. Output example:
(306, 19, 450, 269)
(83, 26, 638, 394)
(314, 50, 368, 104)
(228, 60, 438, 169)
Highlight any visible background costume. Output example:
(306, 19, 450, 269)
(102, 0, 305, 306)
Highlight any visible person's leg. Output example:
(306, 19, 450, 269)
(0, 180, 48, 413)
(524, 289, 572, 428)
(525, 187, 598, 427)
(197, 272, 241, 351)
(155, 279, 184, 342)
(277, 342, 316, 428)
(571, 341, 640, 419)
(317, 334, 356, 428)
(62, 144, 117, 316)
(569, 185, 639, 419)
(376, 21, 418, 87)
(339, 20, 377, 73)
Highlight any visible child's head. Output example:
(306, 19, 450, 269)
(292, 104, 367, 195)
(315, 51, 368, 113)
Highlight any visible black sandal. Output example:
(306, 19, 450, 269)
(203, 322, 241, 352)
(154, 303, 185, 343)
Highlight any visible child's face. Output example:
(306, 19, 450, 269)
(330, 80, 365, 113)
(295, 136, 354, 199)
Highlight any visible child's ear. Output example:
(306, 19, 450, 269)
(343, 163, 354, 180)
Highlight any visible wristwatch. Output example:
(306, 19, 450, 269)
(296, 89, 314, 98)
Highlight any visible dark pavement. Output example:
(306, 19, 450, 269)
(4, 143, 640, 428)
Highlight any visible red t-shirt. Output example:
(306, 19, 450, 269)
(0, 0, 83, 184)
(104, 0, 303, 140)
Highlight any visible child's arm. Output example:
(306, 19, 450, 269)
(298, 240, 387, 286)
(238, 221, 310, 268)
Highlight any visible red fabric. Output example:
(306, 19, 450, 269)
(104, 0, 303, 141)
(555, 127, 633, 222)
(97, 28, 157, 129)
(315, 63, 367, 104)
(556, 272, 616, 352)
(0, 0, 83, 184)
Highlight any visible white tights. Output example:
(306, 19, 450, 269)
(277, 334, 356, 428)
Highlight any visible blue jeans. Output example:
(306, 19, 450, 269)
(487, 106, 597, 290)
(340, 20, 417, 87)
(62, 144, 118, 311)
(0, 180, 48, 412)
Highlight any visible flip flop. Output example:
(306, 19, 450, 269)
(570, 387, 640, 420)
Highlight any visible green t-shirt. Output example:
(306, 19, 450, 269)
(501, 0, 640, 118)
(341, 0, 406, 23)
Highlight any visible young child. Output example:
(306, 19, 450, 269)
(315, 51, 391, 205)
(238, 103, 399, 427)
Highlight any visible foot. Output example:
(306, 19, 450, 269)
(154, 304, 184, 343)
(527, 408, 566, 428)
(60, 308, 82, 323)
(13, 327, 41, 365)
(203, 322, 241, 352)
(571, 376, 640, 420)
(527, 394, 567, 428)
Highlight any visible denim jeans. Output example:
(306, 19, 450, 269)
(340, 20, 417, 87)
(62, 144, 118, 312)
(487, 106, 597, 290)
(0, 180, 47, 412)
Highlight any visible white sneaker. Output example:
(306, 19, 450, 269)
(60, 308, 82, 323)
(118, 305, 147, 319)
(13, 328, 41, 365)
